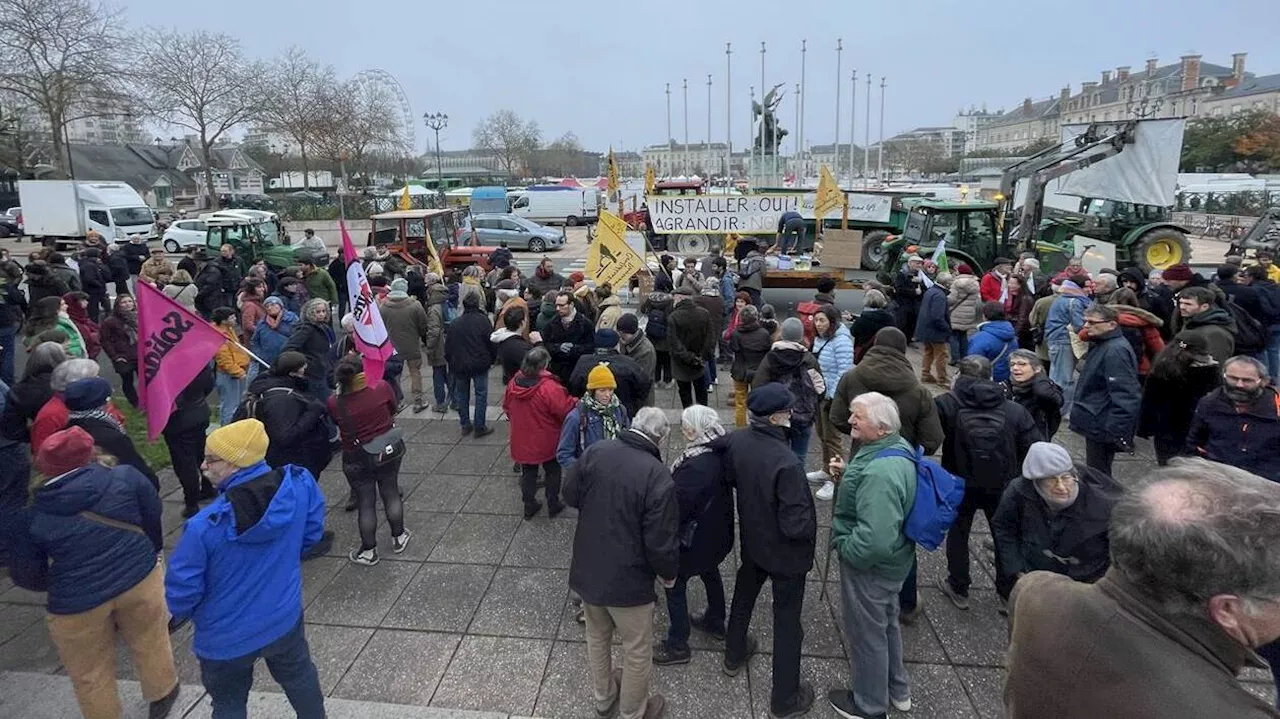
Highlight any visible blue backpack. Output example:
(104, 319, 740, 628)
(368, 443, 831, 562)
(874, 446, 966, 551)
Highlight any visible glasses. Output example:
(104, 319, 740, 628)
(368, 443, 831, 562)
(1038, 473, 1078, 488)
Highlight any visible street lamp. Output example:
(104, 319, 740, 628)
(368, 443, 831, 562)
(423, 112, 448, 192)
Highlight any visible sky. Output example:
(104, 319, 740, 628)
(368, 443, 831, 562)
(121, 0, 1280, 156)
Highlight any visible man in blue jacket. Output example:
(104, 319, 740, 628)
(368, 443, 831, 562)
(966, 301, 1019, 382)
(1068, 305, 1141, 476)
(165, 418, 327, 719)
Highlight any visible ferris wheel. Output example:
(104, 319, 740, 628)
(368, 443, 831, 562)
(352, 68, 416, 154)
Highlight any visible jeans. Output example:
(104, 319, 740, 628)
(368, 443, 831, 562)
(454, 372, 489, 430)
(949, 329, 970, 364)
(703, 358, 717, 388)
(839, 562, 911, 716)
(780, 219, 805, 253)
(1266, 326, 1280, 380)
(789, 422, 812, 464)
(343, 452, 404, 551)
(726, 559, 806, 713)
(215, 371, 246, 426)
(1048, 342, 1077, 416)
(0, 325, 16, 386)
(520, 460, 562, 511)
(664, 569, 726, 651)
(676, 379, 707, 408)
(1085, 438, 1117, 476)
(945, 488, 1011, 597)
(199, 617, 325, 719)
(432, 365, 449, 406)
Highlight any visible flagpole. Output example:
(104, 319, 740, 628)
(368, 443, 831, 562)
(231, 338, 270, 368)
(725, 42, 732, 179)
(799, 39, 806, 182)
(849, 70, 857, 184)
(864, 74, 872, 183)
(834, 38, 842, 184)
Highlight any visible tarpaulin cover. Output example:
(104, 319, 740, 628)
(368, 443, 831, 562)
(1052, 119, 1185, 207)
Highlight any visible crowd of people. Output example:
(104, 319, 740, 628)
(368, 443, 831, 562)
(1, 230, 1279, 719)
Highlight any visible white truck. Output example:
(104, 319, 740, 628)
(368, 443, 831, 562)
(509, 189, 599, 226)
(18, 180, 156, 248)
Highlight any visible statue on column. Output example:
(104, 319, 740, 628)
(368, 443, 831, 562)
(753, 83, 788, 155)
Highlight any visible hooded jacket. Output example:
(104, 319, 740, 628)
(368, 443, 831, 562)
(1111, 304, 1166, 375)
(381, 295, 429, 362)
(569, 350, 653, 419)
(68, 414, 160, 490)
(556, 397, 631, 468)
(245, 373, 333, 474)
(1069, 328, 1141, 444)
(851, 308, 897, 362)
(914, 283, 951, 343)
(166, 461, 326, 660)
(491, 328, 533, 385)
(1175, 307, 1236, 364)
(282, 318, 336, 384)
(77, 254, 109, 294)
(729, 317, 773, 383)
(992, 464, 1120, 595)
(595, 294, 623, 331)
(947, 274, 982, 331)
(667, 299, 715, 382)
(163, 280, 198, 310)
(751, 339, 820, 391)
(935, 377, 1040, 491)
(503, 369, 576, 464)
(422, 282, 448, 366)
(194, 261, 229, 316)
(250, 309, 299, 369)
(10, 463, 162, 615)
(1186, 386, 1280, 483)
(829, 346, 944, 453)
(1045, 287, 1092, 345)
(64, 296, 101, 359)
(99, 300, 138, 367)
(966, 320, 1019, 381)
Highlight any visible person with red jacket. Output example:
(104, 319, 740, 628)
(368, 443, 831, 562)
(980, 257, 1014, 304)
(1107, 289, 1166, 378)
(62, 292, 101, 359)
(503, 346, 576, 519)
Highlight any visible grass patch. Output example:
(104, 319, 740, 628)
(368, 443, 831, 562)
(115, 394, 172, 472)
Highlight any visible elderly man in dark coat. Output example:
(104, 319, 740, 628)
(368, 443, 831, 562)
(667, 286, 715, 408)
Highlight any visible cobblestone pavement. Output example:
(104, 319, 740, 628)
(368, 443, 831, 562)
(1, 355, 1275, 718)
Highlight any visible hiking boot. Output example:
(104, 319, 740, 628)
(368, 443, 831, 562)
(690, 613, 726, 640)
(828, 689, 886, 719)
(149, 684, 180, 719)
(938, 580, 970, 610)
(643, 693, 667, 719)
(815, 480, 835, 501)
(772, 682, 814, 718)
(547, 501, 566, 518)
(343, 491, 357, 512)
(652, 641, 691, 666)
(460, 425, 473, 437)
(391, 529, 413, 554)
(523, 501, 543, 520)
(722, 635, 758, 676)
(474, 426, 494, 439)
(348, 547, 379, 566)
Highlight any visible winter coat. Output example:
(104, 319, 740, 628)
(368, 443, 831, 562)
(163, 281, 198, 310)
(120, 242, 149, 274)
(1005, 569, 1278, 719)
(422, 283, 448, 366)
(25, 263, 69, 304)
(444, 306, 495, 377)
(194, 262, 229, 316)
(0, 280, 26, 330)
(1249, 278, 1280, 327)
(914, 284, 951, 343)
(1219, 279, 1262, 321)
(99, 310, 138, 368)
(980, 270, 1007, 303)
(526, 268, 565, 297)
(671, 447, 734, 576)
(48, 262, 81, 293)
(829, 346, 944, 454)
(935, 377, 1041, 491)
(1137, 363, 1220, 448)
(947, 275, 982, 332)
(710, 423, 816, 575)
(751, 340, 821, 403)
(281, 320, 336, 385)
(851, 308, 896, 362)
(737, 252, 766, 292)
(1003, 373, 1064, 439)
(667, 299, 715, 382)
(1174, 307, 1236, 364)
(237, 296, 266, 346)
(166, 462, 326, 660)
(1009, 289, 1036, 349)
(163, 366, 214, 439)
(564, 430, 680, 606)
(1069, 329, 1141, 444)
(694, 292, 724, 329)
(491, 329, 533, 385)
(620, 330, 657, 406)
(304, 269, 338, 305)
(1029, 294, 1056, 359)
(53, 314, 88, 358)
(503, 369, 576, 464)
(639, 293, 674, 351)
(250, 311, 299, 369)
(244, 373, 332, 474)
(1187, 386, 1280, 483)
(1168, 275, 1228, 335)
(107, 251, 131, 285)
(1142, 284, 1178, 339)
(1111, 304, 1166, 376)
(569, 350, 653, 420)
(812, 324, 855, 400)
(992, 464, 1120, 595)
(65, 301, 102, 359)
(542, 310, 596, 384)
(139, 257, 174, 287)
(0, 367, 55, 442)
(730, 318, 773, 384)
(595, 294, 623, 331)
(78, 256, 109, 295)
(380, 296, 429, 362)
(966, 320, 1019, 382)
(1045, 290, 1091, 346)
(67, 414, 159, 489)
(213, 325, 249, 378)
(556, 398, 631, 468)
(9, 463, 162, 615)
(831, 433, 916, 582)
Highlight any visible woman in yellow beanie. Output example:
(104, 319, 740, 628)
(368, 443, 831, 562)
(556, 362, 630, 468)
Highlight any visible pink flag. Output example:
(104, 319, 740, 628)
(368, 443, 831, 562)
(341, 220, 394, 382)
(135, 280, 229, 440)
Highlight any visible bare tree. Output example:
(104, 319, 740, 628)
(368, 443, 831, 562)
(0, 0, 126, 175)
(131, 29, 261, 209)
(530, 131, 586, 176)
(312, 76, 404, 187)
(258, 47, 335, 189)
(472, 109, 541, 178)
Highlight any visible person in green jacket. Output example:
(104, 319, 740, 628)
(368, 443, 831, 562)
(299, 257, 339, 305)
(826, 391, 916, 719)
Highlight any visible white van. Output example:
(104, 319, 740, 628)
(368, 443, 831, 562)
(18, 180, 156, 244)
(509, 190, 599, 226)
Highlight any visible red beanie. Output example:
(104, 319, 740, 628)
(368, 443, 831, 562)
(956, 263, 974, 275)
(569, 271, 585, 284)
(1162, 264, 1194, 282)
(36, 426, 95, 478)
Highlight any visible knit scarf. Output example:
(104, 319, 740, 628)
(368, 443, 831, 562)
(670, 423, 727, 472)
(68, 408, 124, 433)
(581, 394, 622, 439)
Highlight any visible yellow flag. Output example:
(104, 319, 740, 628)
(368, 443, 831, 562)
(644, 164, 655, 195)
(398, 184, 412, 211)
(607, 148, 619, 194)
(586, 210, 644, 289)
(814, 165, 845, 219)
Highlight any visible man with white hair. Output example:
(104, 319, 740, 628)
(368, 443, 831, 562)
(825, 392, 916, 718)
(564, 406, 679, 719)
(1006, 459, 1280, 717)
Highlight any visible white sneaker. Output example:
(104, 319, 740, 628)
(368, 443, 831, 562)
(392, 529, 413, 554)
(891, 696, 912, 712)
(348, 548, 379, 566)
(806, 470, 831, 484)
(815, 480, 835, 501)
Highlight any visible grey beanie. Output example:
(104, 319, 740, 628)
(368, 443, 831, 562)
(1021, 442, 1073, 480)
(781, 317, 805, 342)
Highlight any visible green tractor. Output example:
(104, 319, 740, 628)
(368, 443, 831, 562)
(203, 212, 298, 270)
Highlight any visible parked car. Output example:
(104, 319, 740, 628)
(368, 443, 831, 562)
(460, 213, 565, 253)
(162, 219, 209, 252)
(0, 212, 17, 239)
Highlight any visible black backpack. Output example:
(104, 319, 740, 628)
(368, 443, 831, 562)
(782, 365, 822, 427)
(953, 405, 1014, 488)
(1224, 299, 1266, 355)
(646, 307, 668, 339)
(232, 386, 294, 422)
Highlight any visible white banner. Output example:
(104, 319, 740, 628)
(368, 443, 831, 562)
(646, 192, 891, 234)
(1054, 119, 1185, 208)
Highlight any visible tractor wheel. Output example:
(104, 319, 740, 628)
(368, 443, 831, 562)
(675, 234, 712, 255)
(860, 230, 891, 271)
(1133, 228, 1191, 273)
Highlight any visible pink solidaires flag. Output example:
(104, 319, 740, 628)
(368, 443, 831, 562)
(341, 220, 394, 382)
(135, 280, 230, 440)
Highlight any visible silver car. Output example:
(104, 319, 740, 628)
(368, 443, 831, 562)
(462, 213, 564, 253)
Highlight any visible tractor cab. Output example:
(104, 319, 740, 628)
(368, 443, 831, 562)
(204, 213, 296, 269)
(368, 208, 494, 275)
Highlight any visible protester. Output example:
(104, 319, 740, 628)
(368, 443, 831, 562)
(1045, 275, 1093, 416)
(544, 290, 596, 387)
(105, 242, 132, 298)
(0, 342, 67, 443)
(980, 256, 1013, 303)
(139, 247, 174, 288)
(282, 298, 336, 402)
(557, 364, 630, 468)
(1007, 274, 1036, 350)
(830, 327, 944, 454)
(825, 392, 915, 719)
(242, 351, 335, 483)
(162, 269, 198, 310)
(380, 278, 429, 412)
(892, 254, 925, 336)
(1108, 288, 1166, 378)
(23, 295, 86, 356)
(78, 247, 110, 321)
(614, 313, 655, 404)
(99, 294, 140, 406)
(640, 286, 675, 387)
(1070, 305, 1141, 476)
(29, 358, 113, 454)
(668, 287, 715, 407)
(809, 306, 854, 500)
(1173, 285, 1236, 363)
(569, 329, 653, 419)
(737, 242, 767, 306)
(46, 251, 81, 294)
(298, 256, 338, 307)
(915, 271, 952, 384)
(209, 307, 250, 426)
(991, 441, 1121, 607)
(593, 283, 622, 330)
(193, 253, 229, 318)
(1003, 348, 1063, 439)
(422, 272, 450, 411)
(165, 418, 327, 718)
(0, 260, 26, 386)
(63, 291, 101, 359)
(967, 301, 1019, 382)
(1005, 460, 1280, 717)
(752, 318, 823, 463)
(1186, 355, 1280, 482)
(63, 377, 158, 487)
(935, 356, 1040, 608)
(492, 308, 535, 385)
(653, 405, 733, 666)
(503, 347, 576, 519)
(1136, 335, 1221, 465)
(10, 427, 180, 719)
(297, 228, 329, 265)
(850, 288, 895, 363)
(948, 268, 982, 362)
(727, 304, 772, 428)
(445, 292, 496, 438)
